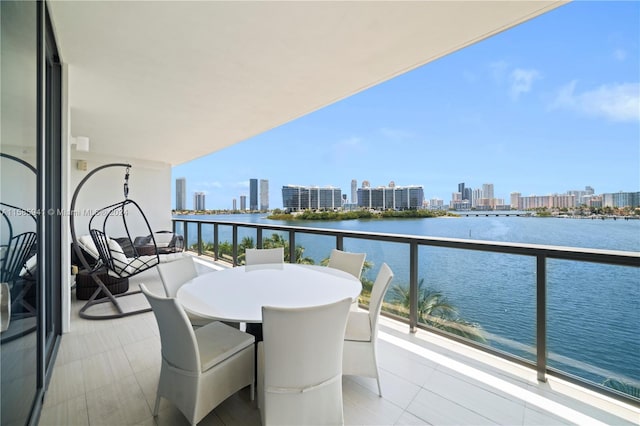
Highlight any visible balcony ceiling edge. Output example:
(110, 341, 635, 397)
(48, 1, 568, 166)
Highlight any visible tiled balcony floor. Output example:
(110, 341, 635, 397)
(39, 257, 639, 425)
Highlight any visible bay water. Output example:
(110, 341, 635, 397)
(174, 213, 640, 388)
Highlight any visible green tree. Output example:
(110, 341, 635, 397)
(602, 378, 640, 398)
(390, 278, 486, 343)
(261, 233, 315, 264)
(236, 236, 255, 264)
(320, 257, 374, 305)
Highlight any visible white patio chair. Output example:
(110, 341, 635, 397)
(327, 249, 366, 279)
(140, 284, 254, 426)
(245, 247, 284, 265)
(157, 256, 213, 328)
(328, 249, 366, 310)
(342, 263, 394, 396)
(258, 297, 352, 426)
(157, 255, 197, 297)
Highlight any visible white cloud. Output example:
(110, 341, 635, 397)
(489, 60, 509, 83)
(379, 127, 414, 140)
(550, 81, 640, 122)
(509, 68, 541, 100)
(328, 136, 366, 165)
(613, 48, 627, 61)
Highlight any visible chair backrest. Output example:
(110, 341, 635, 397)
(157, 256, 198, 297)
(139, 283, 200, 372)
(327, 249, 366, 279)
(262, 298, 351, 422)
(245, 247, 284, 265)
(368, 263, 394, 336)
(0, 231, 36, 283)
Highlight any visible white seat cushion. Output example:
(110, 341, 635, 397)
(78, 235, 100, 259)
(195, 322, 255, 372)
(19, 254, 37, 277)
(344, 311, 371, 342)
(153, 232, 174, 248)
(107, 239, 129, 271)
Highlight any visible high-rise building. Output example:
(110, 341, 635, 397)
(602, 191, 640, 208)
(430, 198, 444, 210)
(240, 195, 247, 211)
(249, 178, 258, 211)
(259, 179, 269, 211)
(472, 188, 482, 208)
(282, 185, 342, 211)
(510, 192, 521, 209)
(518, 194, 576, 209)
(458, 183, 472, 201)
(232, 198, 237, 211)
(194, 192, 205, 210)
(351, 179, 357, 204)
(357, 185, 424, 210)
(567, 186, 596, 207)
(482, 183, 494, 200)
(175, 177, 186, 210)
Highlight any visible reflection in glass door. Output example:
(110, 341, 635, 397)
(1, 2, 62, 424)
(1, 2, 40, 424)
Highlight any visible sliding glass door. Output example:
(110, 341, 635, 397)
(1, 1, 62, 424)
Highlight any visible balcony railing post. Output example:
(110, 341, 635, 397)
(289, 230, 295, 263)
(336, 235, 344, 251)
(257, 227, 263, 249)
(197, 222, 202, 256)
(409, 242, 419, 333)
(213, 223, 219, 261)
(232, 224, 238, 266)
(183, 223, 189, 252)
(536, 254, 547, 382)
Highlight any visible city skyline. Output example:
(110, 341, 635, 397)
(173, 175, 636, 211)
(172, 2, 639, 210)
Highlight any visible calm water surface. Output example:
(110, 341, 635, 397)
(174, 213, 640, 388)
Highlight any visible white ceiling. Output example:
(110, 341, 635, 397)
(48, 1, 566, 166)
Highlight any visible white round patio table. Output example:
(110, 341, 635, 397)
(176, 263, 362, 323)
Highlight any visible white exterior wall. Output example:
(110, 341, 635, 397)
(69, 152, 172, 238)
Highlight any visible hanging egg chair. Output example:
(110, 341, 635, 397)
(71, 163, 161, 319)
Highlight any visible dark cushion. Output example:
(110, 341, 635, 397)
(114, 237, 136, 258)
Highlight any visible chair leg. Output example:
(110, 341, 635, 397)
(153, 394, 161, 416)
(373, 347, 382, 397)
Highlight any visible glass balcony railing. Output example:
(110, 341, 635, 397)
(172, 218, 640, 404)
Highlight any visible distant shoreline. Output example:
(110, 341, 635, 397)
(172, 210, 640, 221)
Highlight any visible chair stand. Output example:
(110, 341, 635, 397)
(78, 271, 150, 320)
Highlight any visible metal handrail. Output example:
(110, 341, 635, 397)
(172, 217, 640, 405)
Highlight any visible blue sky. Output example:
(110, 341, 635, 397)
(172, 1, 640, 210)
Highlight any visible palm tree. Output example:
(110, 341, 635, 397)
(262, 233, 315, 264)
(602, 378, 640, 398)
(320, 256, 374, 305)
(390, 278, 486, 343)
(237, 236, 255, 264)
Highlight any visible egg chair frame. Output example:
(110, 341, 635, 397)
(0, 153, 38, 342)
(70, 163, 160, 320)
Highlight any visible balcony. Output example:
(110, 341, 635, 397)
(37, 219, 639, 425)
(39, 255, 638, 425)
(4, 2, 637, 424)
